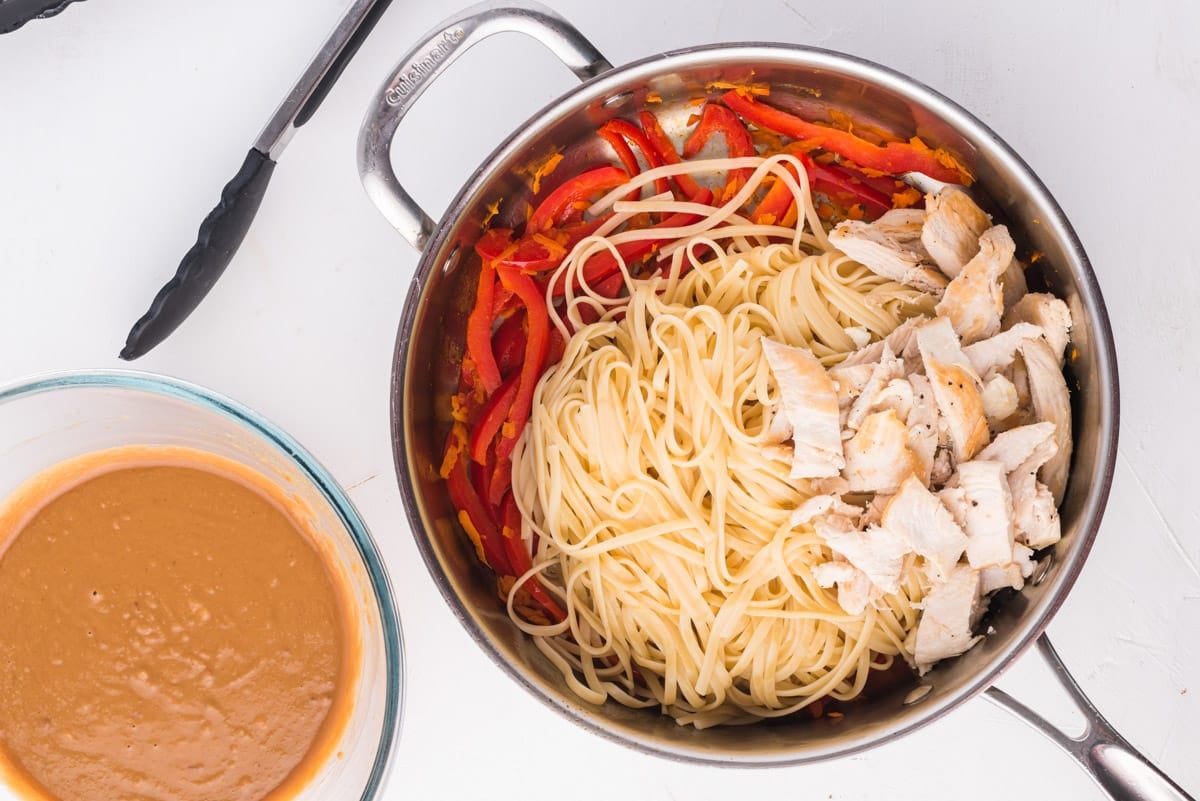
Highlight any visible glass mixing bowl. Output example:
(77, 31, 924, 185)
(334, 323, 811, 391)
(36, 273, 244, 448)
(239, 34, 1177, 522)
(0, 370, 404, 801)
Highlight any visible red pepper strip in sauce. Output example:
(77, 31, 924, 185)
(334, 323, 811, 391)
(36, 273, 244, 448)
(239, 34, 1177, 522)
(753, 155, 894, 224)
(491, 311, 527, 376)
(597, 119, 672, 197)
(550, 188, 714, 297)
(808, 159, 894, 218)
(501, 494, 566, 622)
(493, 265, 552, 466)
(682, 103, 756, 193)
(468, 372, 521, 464)
(638, 111, 705, 200)
(720, 90, 970, 185)
(465, 260, 503, 394)
(443, 428, 515, 576)
(527, 166, 629, 233)
(572, 270, 627, 328)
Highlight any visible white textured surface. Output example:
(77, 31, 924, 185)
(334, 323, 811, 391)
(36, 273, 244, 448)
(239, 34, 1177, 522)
(1, 0, 1198, 798)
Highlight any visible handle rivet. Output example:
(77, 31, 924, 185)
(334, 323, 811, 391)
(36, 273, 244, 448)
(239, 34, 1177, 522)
(601, 91, 634, 109)
(1031, 551, 1055, 586)
(903, 685, 933, 705)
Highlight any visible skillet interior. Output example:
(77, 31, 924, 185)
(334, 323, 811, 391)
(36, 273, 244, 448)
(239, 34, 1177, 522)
(390, 43, 1118, 764)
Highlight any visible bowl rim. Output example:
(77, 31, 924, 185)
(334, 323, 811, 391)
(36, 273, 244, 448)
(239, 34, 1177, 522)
(0, 368, 406, 799)
(389, 40, 1119, 765)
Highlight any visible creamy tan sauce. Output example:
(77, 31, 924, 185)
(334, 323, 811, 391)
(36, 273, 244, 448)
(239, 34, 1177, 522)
(0, 447, 357, 801)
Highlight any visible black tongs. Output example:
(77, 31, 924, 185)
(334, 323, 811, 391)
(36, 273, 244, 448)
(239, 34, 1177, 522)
(117, 0, 393, 360)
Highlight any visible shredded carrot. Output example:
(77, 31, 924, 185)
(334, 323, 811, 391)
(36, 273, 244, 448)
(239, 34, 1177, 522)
(846, 203, 866, 220)
(457, 510, 488, 564)
(531, 232, 567, 258)
(645, 91, 662, 103)
(439, 423, 467, 479)
(481, 199, 500, 228)
(707, 80, 770, 97)
(907, 137, 974, 183)
(891, 186, 922, 208)
(687, 113, 702, 127)
(1030, 250, 1045, 263)
(749, 127, 784, 152)
(687, 97, 706, 107)
(516, 150, 565, 194)
(828, 109, 856, 134)
(828, 109, 902, 145)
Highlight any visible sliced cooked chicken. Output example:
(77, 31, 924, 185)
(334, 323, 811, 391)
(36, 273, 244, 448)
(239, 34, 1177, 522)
(873, 208, 928, 247)
(844, 325, 872, 349)
(977, 421, 1057, 473)
(829, 362, 878, 426)
(862, 492, 892, 528)
(914, 564, 982, 673)
(963, 322, 1045, 378)
(1001, 257, 1028, 312)
(811, 560, 873, 615)
(843, 410, 920, 494)
(981, 374, 1020, 429)
(916, 317, 990, 463)
(934, 225, 1015, 345)
(762, 338, 846, 479)
(872, 378, 916, 422)
(829, 220, 949, 295)
(790, 494, 862, 527)
(816, 518, 912, 595)
(979, 543, 1037, 594)
(1009, 456, 1062, 549)
(881, 475, 968, 580)
(920, 186, 991, 278)
(840, 316, 926, 368)
(951, 460, 1015, 569)
(906, 373, 938, 485)
(1020, 338, 1072, 503)
(931, 446, 954, 486)
(845, 344, 904, 431)
(1003, 292, 1073, 365)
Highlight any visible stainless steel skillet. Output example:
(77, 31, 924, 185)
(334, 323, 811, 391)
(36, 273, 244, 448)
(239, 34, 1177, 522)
(357, 3, 1191, 798)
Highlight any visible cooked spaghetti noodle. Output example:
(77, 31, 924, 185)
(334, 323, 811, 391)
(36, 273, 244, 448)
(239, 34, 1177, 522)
(507, 155, 936, 726)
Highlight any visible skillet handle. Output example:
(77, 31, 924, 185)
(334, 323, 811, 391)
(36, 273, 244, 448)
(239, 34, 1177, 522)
(357, 1, 611, 251)
(986, 634, 1194, 801)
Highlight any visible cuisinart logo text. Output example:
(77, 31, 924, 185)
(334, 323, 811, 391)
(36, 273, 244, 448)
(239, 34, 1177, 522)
(384, 28, 466, 105)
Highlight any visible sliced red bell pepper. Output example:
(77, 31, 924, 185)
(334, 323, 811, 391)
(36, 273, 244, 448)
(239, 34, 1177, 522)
(500, 494, 566, 622)
(638, 111, 705, 200)
(720, 90, 970, 185)
(494, 265, 552, 465)
(682, 103, 756, 192)
(527, 166, 629, 233)
(465, 261, 502, 395)
(443, 426, 514, 576)
(808, 159, 894, 218)
(752, 154, 894, 224)
(491, 311, 527, 376)
(469, 372, 521, 464)
(550, 188, 713, 297)
(597, 118, 672, 197)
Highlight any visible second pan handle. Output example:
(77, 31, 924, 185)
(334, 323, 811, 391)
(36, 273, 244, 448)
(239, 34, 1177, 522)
(357, 1, 612, 251)
(986, 634, 1194, 801)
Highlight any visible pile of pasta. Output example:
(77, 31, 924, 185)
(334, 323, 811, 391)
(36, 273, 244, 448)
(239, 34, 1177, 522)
(505, 156, 1070, 727)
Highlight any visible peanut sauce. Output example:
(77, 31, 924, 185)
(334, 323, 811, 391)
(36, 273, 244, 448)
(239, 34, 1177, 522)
(0, 447, 357, 801)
